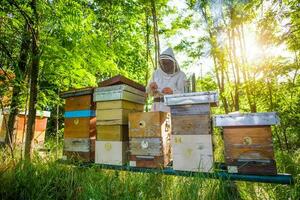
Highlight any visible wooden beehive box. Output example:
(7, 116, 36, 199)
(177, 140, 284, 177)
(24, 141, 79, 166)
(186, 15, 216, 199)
(214, 112, 280, 175)
(98, 75, 146, 92)
(61, 88, 96, 162)
(128, 112, 170, 138)
(0, 110, 50, 147)
(94, 86, 145, 125)
(172, 135, 214, 172)
(128, 112, 171, 168)
(63, 138, 95, 161)
(96, 125, 128, 141)
(95, 141, 128, 165)
(164, 92, 218, 172)
(164, 92, 218, 136)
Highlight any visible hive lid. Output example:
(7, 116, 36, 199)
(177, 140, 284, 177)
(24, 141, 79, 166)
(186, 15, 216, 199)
(214, 112, 280, 127)
(94, 84, 145, 96)
(60, 87, 94, 99)
(19, 110, 51, 118)
(98, 75, 145, 92)
(164, 91, 218, 106)
(1, 109, 51, 118)
(94, 84, 146, 104)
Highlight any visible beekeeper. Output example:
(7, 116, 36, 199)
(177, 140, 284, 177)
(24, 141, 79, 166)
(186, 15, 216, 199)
(147, 47, 187, 112)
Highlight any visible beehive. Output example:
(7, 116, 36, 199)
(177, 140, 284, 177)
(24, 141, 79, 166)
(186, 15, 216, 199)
(214, 112, 280, 175)
(0, 110, 50, 147)
(95, 141, 128, 165)
(94, 82, 146, 166)
(172, 135, 214, 172)
(164, 92, 218, 172)
(128, 112, 171, 168)
(61, 88, 96, 162)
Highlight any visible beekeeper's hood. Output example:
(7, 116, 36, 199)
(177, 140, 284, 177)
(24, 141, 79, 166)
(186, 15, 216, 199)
(159, 47, 180, 76)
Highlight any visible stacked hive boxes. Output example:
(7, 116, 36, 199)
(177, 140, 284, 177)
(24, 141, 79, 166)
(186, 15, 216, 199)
(214, 112, 279, 175)
(94, 84, 145, 165)
(165, 92, 218, 172)
(128, 112, 171, 168)
(0, 110, 50, 147)
(61, 88, 96, 162)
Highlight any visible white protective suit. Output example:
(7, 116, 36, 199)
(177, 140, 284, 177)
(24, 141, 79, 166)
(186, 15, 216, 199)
(146, 48, 187, 112)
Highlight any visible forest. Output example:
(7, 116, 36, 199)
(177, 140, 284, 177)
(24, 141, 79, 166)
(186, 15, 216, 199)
(0, 0, 299, 199)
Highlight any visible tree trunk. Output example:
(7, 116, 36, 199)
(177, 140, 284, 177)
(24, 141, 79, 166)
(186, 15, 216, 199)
(6, 23, 30, 147)
(237, 25, 256, 112)
(151, 0, 160, 69)
(24, 0, 39, 160)
(200, 4, 229, 113)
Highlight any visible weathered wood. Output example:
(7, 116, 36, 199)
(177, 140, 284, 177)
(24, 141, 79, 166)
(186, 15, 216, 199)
(227, 160, 277, 175)
(64, 117, 96, 138)
(172, 114, 211, 135)
(170, 104, 210, 115)
(0, 113, 49, 146)
(63, 151, 95, 162)
(95, 141, 128, 165)
(129, 138, 170, 156)
(224, 126, 273, 145)
(96, 125, 128, 141)
(60, 87, 94, 99)
(128, 112, 170, 138)
(65, 95, 94, 111)
(96, 109, 138, 125)
(214, 112, 280, 127)
(223, 126, 275, 161)
(172, 135, 214, 172)
(96, 100, 144, 111)
(129, 155, 170, 168)
(164, 92, 218, 107)
(98, 75, 146, 92)
(223, 126, 277, 175)
(94, 85, 146, 104)
(64, 138, 92, 152)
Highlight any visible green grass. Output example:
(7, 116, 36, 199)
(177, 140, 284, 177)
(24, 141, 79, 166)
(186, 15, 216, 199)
(0, 141, 299, 200)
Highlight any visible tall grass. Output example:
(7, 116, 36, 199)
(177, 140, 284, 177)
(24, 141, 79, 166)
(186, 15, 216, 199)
(0, 140, 299, 200)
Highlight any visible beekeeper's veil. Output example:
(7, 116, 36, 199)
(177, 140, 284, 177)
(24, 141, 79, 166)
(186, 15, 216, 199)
(159, 47, 180, 75)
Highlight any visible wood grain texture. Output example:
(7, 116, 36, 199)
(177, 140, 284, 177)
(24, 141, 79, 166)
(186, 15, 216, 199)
(225, 145, 274, 161)
(170, 104, 210, 115)
(172, 115, 211, 135)
(95, 141, 128, 165)
(60, 87, 94, 99)
(96, 109, 139, 125)
(227, 160, 277, 175)
(223, 126, 275, 161)
(64, 117, 96, 138)
(65, 95, 95, 111)
(172, 135, 214, 172)
(223, 126, 273, 145)
(223, 126, 276, 175)
(96, 125, 128, 141)
(129, 155, 170, 168)
(98, 75, 146, 92)
(128, 112, 170, 138)
(129, 138, 170, 156)
(64, 138, 91, 152)
(96, 100, 144, 111)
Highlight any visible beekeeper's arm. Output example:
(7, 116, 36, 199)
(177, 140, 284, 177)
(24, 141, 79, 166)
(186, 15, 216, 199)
(146, 70, 158, 96)
(173, 72, 187, 94)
